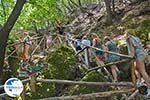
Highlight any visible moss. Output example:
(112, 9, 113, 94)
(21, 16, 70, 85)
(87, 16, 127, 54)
(122, 14, 134, 23)
(70, 71, 108, 95)
(136, 20, 150, 44)
(140, 20, 150, 28)
(25, 45, 77, 99)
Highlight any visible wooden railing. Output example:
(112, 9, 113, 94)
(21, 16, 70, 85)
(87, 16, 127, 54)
(0, 77, 136, 100)
(0, 35, 138, 99)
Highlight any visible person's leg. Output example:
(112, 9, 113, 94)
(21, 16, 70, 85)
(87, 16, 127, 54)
(134, 61, 142, 82)
(96, 56, 104, 66)
(111, 65, 118, 82)
(136, 60, 150, 87)
(24, 45, 30, 60)
(85, 48, 89, 67)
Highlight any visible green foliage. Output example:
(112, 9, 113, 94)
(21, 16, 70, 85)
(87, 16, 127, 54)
(70, 71, 107, 95)
(0, 0, 101, 31)
(0, 0, 16, 25)
(26, 44, 76, 99)
(46, 44, 76, 79)
(26, 82, 56, 99)
(82, 71, 106, 82)
(6, 32, 18, 53)
(14, 0, 68, 30)
(122, 15, 149, 44)
(136, 20, 150, 44)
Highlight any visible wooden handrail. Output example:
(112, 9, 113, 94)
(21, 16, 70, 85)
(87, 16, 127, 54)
(87, 59, 130, 72)
(69, 38, 134, 59)
(37, 79, 134, 87)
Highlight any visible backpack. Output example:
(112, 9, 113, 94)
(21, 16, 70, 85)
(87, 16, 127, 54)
(75, 39, 82, 51)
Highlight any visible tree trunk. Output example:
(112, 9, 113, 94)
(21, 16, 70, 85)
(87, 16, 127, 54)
(0, 0, 26, 84)
(112, 0, 115, 14)
(104, 0, 112, 24)
(78, 0, 82, 6)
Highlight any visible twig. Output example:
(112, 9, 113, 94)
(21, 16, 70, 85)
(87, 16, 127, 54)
(127, 89, 139, 100)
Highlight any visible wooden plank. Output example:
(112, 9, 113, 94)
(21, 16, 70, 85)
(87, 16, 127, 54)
(69, 38, 134, 59)
(20, 85, 25, 100)
(131, 60, 136, 85)
(30, 75, 36, 93)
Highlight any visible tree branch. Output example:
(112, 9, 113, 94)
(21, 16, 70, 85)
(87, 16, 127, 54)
(39, 88, 135, 100)
(0, 0, 26, 84)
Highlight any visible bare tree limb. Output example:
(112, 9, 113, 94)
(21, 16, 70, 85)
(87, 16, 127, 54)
(39, 88, 135, 100)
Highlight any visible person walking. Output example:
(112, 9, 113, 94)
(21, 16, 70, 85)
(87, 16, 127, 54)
(92, 33, 105, 65)
(22, 32, 32, 61)
(81, 35, 91, 67)
(104, 36, 120, 82)
(126, 29, 150, 96)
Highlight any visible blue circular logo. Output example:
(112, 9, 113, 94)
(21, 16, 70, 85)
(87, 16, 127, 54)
(4, 78, 23, 97)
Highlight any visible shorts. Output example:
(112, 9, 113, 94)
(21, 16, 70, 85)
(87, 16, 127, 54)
(107, 54, 120, 63)
(136, 48, 147, 61)
(95, 50, 103, 56)
(76, 46, 82, 51)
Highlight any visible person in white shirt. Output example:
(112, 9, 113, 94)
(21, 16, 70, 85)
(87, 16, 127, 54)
(81, 35, 91, 67)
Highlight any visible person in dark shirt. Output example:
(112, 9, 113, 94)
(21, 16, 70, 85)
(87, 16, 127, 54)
(104, 36, 120, 82)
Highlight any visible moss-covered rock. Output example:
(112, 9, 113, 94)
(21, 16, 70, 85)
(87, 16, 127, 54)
(69, 71, 107, 95)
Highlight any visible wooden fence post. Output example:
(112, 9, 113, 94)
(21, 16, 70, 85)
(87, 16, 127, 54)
(131, 60, 136, 85)
(20, 85, 25, 100)
(30, 75, 36, 93)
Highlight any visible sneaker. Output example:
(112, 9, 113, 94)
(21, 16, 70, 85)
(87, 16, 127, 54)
(138, 85, 148, 95)
(144, 88, 150, 100)
(146, 88, 150, 99)
(136, 78, 145, 87)
(136, 79, 148, 95)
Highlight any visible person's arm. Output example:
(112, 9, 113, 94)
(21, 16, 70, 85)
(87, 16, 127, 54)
(103, 44, 108, 60)
(26, 35, 32, 45)
(127, 38, 135, 57)
(92, 39, 96, 47)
